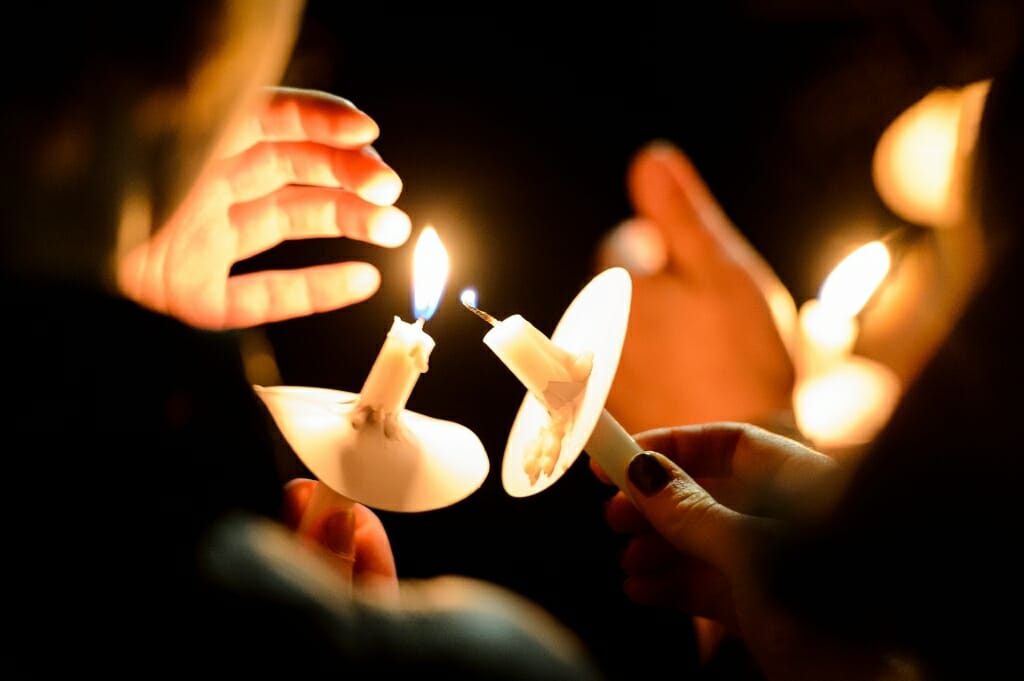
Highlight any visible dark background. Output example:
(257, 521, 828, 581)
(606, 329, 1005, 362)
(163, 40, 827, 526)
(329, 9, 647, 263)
(259, 3, 1020, 678)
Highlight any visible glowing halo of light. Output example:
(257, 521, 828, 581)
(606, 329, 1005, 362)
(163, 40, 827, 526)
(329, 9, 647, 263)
(412, 226, 449, 321)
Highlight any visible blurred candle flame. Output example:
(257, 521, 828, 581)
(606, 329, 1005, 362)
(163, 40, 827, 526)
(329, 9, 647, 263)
(460, 288, 478, 308)
(413, 226, 449, 321)
(872, 80, 991, 229)
(793, 356, 901, 451)
(818, 240, 891, 318)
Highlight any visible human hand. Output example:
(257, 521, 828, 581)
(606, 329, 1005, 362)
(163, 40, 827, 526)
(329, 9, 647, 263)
(283, 478, 398, 601)
(598, 423, 908, 680)
(597, 142, 797, 433)
(117, 87, 411, 330)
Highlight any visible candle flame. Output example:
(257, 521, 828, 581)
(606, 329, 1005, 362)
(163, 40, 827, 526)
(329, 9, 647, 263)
(818, 241, 891, 318)
(460, 288, 478, 308)
(413, 226, 449, 321)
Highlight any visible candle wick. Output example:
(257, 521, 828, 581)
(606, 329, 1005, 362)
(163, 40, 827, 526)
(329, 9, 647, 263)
(461, 300, 498, 326)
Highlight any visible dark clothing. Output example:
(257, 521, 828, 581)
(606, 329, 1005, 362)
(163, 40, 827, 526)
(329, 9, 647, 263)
(764, 50, 1024, 681)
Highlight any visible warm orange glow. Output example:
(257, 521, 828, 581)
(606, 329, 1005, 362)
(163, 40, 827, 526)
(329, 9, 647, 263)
(818, 240, 892, 318)
(793, 356, 901, 450)
(412, 226, 449, 321)
(872, 80, 991, 229)
(797, 299, 858, 378)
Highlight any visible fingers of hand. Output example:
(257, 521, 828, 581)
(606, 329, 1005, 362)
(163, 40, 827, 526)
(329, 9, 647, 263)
(604, 491, 651, 534)
(351, 504, 399, 592)
(626, 141, 733, 274)
(627, 451, 741, 572)
(229, 185, 411, 260)
(219, 263, 381, 328)
(221, 142, 402, 205)
(621, 546, 734, 625)
(595, 218, 669, 275)
(282, 478, 317, 529)
(218, 88, 380, 157)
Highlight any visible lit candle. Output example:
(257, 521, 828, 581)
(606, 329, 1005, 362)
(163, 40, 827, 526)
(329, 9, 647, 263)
(794, 238, 901, 453)
(352, 226, 449, 437)
(797, 239, 891, 379)
(793, 355, 900, 454)
(462, 284, 640, 495)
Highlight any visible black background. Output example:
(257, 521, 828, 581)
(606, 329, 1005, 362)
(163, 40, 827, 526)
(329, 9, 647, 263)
(257, 3, 1020, 678)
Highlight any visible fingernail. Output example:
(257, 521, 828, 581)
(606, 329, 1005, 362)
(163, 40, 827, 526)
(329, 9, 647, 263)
(628, 451, 671, 497)
(323, 511, 356, 557)
(369, 208, 411, 246)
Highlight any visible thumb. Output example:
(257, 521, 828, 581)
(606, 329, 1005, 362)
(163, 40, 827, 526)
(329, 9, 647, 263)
(626, 450, 745, 574)
(627, 141, 730, 274)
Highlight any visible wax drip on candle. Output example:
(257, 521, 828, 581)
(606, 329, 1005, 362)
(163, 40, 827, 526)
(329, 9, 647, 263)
(461, 289, 593, 484)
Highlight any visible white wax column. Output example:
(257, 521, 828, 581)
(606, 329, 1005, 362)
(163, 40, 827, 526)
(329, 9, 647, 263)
(584, 409, 643, 496)
(483, 314, 584, 411)
(797, 299, 858, 379)
(356, 316, 435, 415)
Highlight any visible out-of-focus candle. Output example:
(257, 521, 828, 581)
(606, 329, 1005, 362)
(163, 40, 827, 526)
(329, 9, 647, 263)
(797, 240, 891, 379)
(797, 299, 858, 378)
(353, 226, 448, 435)
(793, 355, 900, 452)
(872, 80, 991, 230)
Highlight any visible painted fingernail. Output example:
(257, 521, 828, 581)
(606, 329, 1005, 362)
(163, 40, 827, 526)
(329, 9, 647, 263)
(369, 208, 411, 246)
(628, 451, 671, 497)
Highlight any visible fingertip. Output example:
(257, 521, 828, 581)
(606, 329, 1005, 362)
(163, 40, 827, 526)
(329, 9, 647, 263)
(282, 478, 316, 528)
(596, 218, 668, 275)
(347, 263, 381, 300)
(360, 171, 403, 206)
(627, 451, 673, 497)
(368, 207, 412, 247)
(642, 138, 682, 159)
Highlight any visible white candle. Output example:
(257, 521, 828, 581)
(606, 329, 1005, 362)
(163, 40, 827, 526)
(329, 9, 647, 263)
(464, 289, 641, 494)
(584, 408, 644, 496)
(797, 299, 858, 378)
(797, 240, 892, 379)
(352, 226, 448, 436)
(483, 314, 590, 412)
(352, 316, 435, 428)
(793, 355, 901, 453)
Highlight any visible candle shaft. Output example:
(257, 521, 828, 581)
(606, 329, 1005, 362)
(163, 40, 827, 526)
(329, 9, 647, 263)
(584, 409, 642, 496)
(483, 314, 585, 411)
(357, 316, 435, 416)
(797, 299, 858, 379)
